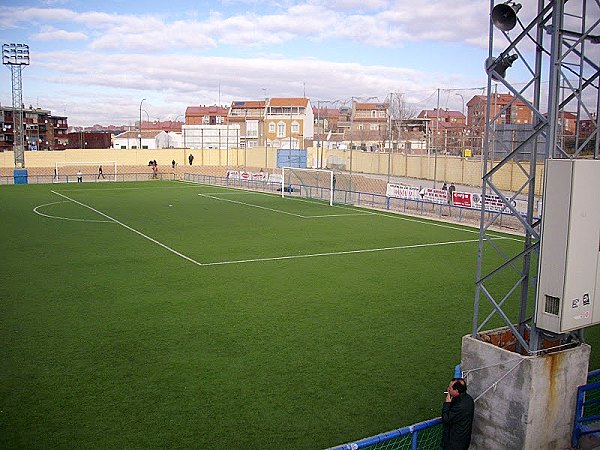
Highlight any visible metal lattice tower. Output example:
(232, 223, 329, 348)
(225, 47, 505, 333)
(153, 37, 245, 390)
(473, 0, 599, 353)
(2, 43, 30, 168)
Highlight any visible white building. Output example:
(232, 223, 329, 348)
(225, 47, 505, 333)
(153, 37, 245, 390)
(112, 130, 169, 149)
(182, 124, 241, 149)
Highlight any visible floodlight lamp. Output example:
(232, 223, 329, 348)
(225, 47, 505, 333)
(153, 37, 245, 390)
(492, 1, 522, 31)
(485, 54, 518, 81)
(2, 43, 30, 66)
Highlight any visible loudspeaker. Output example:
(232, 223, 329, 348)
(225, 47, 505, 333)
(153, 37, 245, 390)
(485, 54, 518, 81)
(492, 2, 522, 31)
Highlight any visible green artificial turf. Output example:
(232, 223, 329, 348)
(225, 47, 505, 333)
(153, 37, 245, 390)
(1, 181, 599, 449)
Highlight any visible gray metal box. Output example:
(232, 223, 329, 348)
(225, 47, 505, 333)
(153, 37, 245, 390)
(535, 159, 600, 333)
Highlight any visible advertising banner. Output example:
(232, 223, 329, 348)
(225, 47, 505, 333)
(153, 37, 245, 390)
(452, 191, 473, 207)
(268, 173, 283, 184)
(422, 188, 450, 205)
(252, 171, 268, 182)
(386, 183, 420, 200)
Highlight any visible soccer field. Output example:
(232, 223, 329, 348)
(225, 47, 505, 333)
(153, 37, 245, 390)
(1, 181, 599, 449)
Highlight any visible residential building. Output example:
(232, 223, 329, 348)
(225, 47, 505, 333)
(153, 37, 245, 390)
(185, 105, 229, 126)
(112, 130, 169, 149)
(417, 108, 466, 155)
(264, 98, 313, 149)
(467, 94, 532, 130)
(0, 105, 68, 152)
(394, 118, 429, 154)
(313, 107, 345, 149)
(139, 120, 183, 133)
(66, 131, 112, 149)
(181, 124, 240, 149)
(349, 102, 389, 150)
(228, 100, 267, 148)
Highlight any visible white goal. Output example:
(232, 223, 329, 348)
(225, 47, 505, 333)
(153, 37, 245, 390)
(281, 167, 334, 206)
(54, 161, 117, 183)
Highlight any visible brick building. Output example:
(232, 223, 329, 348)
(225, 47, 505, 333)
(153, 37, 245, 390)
(0, 106, 68, 152)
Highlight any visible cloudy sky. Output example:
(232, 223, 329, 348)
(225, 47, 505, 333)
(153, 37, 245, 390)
(1, 0, 515, 126)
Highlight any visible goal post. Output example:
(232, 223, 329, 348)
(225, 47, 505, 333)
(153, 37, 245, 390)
(281, 167, 334, 206)
(54, 161, 117, 182)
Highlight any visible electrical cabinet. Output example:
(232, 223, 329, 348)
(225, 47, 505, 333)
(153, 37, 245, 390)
(535, 159, 600, 334)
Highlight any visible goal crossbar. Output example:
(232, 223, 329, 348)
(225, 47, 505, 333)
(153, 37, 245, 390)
(281, 167, 334, 206)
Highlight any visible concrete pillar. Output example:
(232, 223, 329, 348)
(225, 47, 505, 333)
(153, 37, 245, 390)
(461, 328, 590, 450)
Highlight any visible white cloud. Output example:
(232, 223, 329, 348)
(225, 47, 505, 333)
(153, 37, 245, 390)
(1, 2, 494, 125)
(3, 2, 489, 53)
(31, 26, 87, 42)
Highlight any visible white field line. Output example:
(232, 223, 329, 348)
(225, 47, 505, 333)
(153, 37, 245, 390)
(198, 193, 369, 218)
(51, 190, 205, 267)
(181, 178, 362, 211)
(50, 190, 512, 268)
(33, 201, 114, 223)
(63, 183, 200, 192)
(185, 179, 519, 240)
(202, 238, 483, 266)
(356, 207, 523, 242)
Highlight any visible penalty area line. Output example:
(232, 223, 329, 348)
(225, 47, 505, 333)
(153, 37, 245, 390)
(51, 190, 205, 267)
(202, 238, 483, 266)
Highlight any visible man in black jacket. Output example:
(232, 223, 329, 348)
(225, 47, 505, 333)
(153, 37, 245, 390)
(441, 378, 474, 450)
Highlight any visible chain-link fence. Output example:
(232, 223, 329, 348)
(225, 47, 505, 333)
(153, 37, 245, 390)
(328, 417, 443, 450)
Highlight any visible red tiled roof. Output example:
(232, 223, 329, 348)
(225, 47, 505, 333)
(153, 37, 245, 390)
(230, 100, 266, 108)
(313, 107, 340, 118)
(186, 105, 229, 116)
(417, 109, 465, 119)
(355, 103, 387, 110)
(269, 98, 309, 107)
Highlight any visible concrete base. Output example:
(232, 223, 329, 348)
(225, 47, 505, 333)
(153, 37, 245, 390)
(462, 329, 590, 450)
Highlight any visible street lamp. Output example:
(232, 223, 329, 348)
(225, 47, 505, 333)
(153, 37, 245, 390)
(139, 98, 146, 149)
(455, 93, 465, 115)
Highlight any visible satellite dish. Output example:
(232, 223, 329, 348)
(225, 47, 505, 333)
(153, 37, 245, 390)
(492, 2, 522, 31)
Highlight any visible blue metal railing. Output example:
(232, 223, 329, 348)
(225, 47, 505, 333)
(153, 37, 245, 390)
(573, 369, 600, 448)
(329, 417, 443, 450)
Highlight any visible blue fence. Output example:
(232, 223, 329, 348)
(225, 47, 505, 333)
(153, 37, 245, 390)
(329, 417, 443, 450)
(573, 369, 600, 448)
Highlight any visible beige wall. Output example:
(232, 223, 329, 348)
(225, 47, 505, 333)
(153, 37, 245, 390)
(0, 147, 545, 195)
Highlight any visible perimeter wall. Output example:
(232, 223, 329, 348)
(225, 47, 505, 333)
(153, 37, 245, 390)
(0, 146, 546, 196)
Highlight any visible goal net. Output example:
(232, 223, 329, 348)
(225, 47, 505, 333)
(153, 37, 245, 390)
(281, 167, 334, 206)
(54, 161, 117, 183)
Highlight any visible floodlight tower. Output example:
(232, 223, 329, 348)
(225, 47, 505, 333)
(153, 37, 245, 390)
(2, 43, 30, 168)
(473, 0, 600, 353)
(463, 1, 599, 447)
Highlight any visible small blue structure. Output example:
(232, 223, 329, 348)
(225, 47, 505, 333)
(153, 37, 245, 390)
(13, 169, 28, 184)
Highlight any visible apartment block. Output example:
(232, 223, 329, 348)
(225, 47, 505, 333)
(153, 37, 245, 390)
(0, 105, 68, 152)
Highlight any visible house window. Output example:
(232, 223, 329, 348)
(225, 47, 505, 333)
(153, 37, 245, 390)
(378, 111, 386, 118)
(216, 116, 223, 124)
(370, 124, 379, 131)
(277, 122, 286, 138)
(358, 124, 364, 130)
(246, 120, 259, 138)
(291, 121, 299, 133)
(371, 110, 377, 118)
(269, 122, 276, 133)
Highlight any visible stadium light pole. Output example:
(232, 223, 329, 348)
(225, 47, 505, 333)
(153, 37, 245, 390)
(139, 98, 146, 149)
(3, 43, 30, 167)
